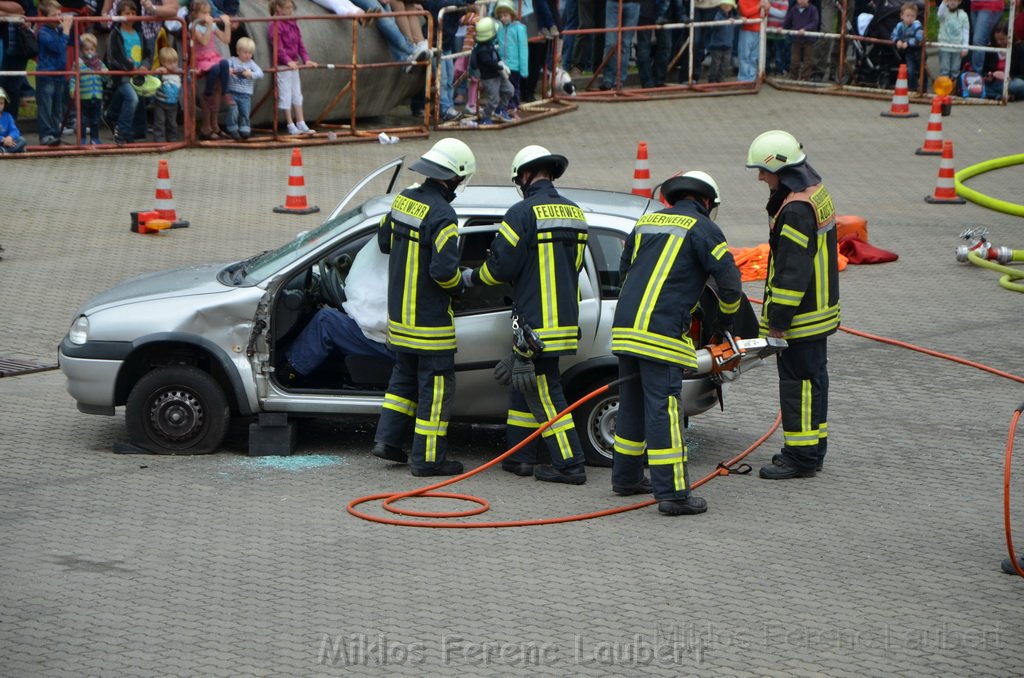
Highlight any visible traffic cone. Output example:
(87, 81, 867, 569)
(881, 64, 919, 118)
(274, 148, 320, 215)
(631, 141, 653, 198)
(915, 97, 944, 155)
(925, 141, 966, 204)
(153, 159, 190, 227)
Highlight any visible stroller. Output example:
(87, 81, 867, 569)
(846, 0, 910, 89)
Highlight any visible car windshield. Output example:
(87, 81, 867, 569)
(223, 207, 365, 285)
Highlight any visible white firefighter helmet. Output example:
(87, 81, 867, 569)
(660, 170, 720, 207)
(745, 130, 806, 173)
(409, 138, 477, 182)
(510, 144, 569, 180)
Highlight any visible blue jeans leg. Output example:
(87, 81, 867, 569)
(287, 308, 393, 375)
(440, 55, 454, 113)
(113, 82, 139, 139)
(560, 0, 578, 65)
(969, 10, 1000, 74)
(602, 1, 640, 87)
(737, 30, 759, 81)
(36, 76, 65, 141)
(232, 93, 252, 134)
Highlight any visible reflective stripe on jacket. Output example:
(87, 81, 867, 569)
(612, 199, 743, 368)
(761, 183, 840, 342)
(378, 182, 463, 354)
(477, 180, 589, 356)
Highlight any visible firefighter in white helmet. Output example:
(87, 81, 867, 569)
(611, 171, 743, 515)
(746, 129, 839, 479)
(462, 145, 590, 484)
(371, 138, 476, 477)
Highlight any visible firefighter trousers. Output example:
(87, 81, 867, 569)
(612, 355, 692, 501)
(505, 356, 585, 469)
(776, 337, 829, 470)
(374, 351, 455, 471)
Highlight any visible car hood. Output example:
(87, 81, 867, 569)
(76, 262, 234, 315)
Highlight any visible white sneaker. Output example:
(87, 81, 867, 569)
(286, 122, 300, 135)
(296, 121, 315, 134)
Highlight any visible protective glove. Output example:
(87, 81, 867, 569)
(493, 353, 514, 386)
(499, 61, 511, 79)
(461, 267, 475, 288)
(510, 355, 537, 394)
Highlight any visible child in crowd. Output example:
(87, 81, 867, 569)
(0, 86, 27, 154)
(36, 0, 73, 146)
(153, 46, 181, 142)
(469, 16, 513, 125)
(736, 0, 766, 82)
(891, 1, 923, 88)
(191, 0, 232, 139)
(783, 0, 818, 81)
(268, 0, 318, 135)
(452, 4, 479, 113)
(706, 0, 737, 83)
(937, 0, 969, 80)
(765, 0, 790, 76)
(225, 36, 264, 140)
(494, 0, 527, 116)
(75, 33, 108, 145)
(106, 0, 152, 146)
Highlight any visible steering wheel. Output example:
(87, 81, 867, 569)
(318, 252, 350, 309)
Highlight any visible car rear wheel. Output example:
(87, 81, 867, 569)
(126, 366, 230, 454)
(572, 378, 618, 467)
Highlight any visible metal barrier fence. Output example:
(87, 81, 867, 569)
(0, 9, 434, 156)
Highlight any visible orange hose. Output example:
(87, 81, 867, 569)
(1004, 408, 1024, 577)
(349, 308, 1024, 533)
(346, 376, 781, 528)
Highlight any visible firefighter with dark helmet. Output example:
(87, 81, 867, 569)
(746, 129, 839, 479)
(462, 145, 590, 485)
(371, 137, 476, 477)
(611, 171, 742, 515)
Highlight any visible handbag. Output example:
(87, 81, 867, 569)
(15, 23, 39, 60)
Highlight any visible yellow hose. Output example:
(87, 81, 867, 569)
(954, 154, 1024, 217)
(967, 250, 1024, 293)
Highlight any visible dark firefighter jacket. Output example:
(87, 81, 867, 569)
(378, 180, 464, 354)
(761, 183, 841, 342)
(472, 179, 589, 356)
(611, 198, 743, 368)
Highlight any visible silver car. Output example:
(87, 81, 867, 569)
(58, 160, 772, 464)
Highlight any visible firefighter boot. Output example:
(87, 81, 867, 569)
(760, 454, 817, 479)
(533, 463, 587, 485)
(501, 460, 535, 476)
(613, 475, 653, 496)
(1001, 555, 1024, 575)
(773, 452, 824, 472)
(658, 495, 708, 515)
(410, 460, 465, 477)
(372, 442, 408, 463)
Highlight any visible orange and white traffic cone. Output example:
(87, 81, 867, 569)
(925, 140, 965, 204)
(153, 159, 189, 227)
(631, 141, 653, 199)
(274, 148, 320, 215)
(915, 97, 944, 155)
(881, 64, 919, 118)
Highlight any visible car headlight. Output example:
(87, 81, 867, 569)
(68, 315, 90, 345)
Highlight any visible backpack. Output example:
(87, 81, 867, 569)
(958, 71, 985, 98)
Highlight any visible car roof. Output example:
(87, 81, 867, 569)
(359, 185, 656, 226)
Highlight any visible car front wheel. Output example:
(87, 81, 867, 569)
(572, 379, 618, 467)
(126, 366, 230, 454)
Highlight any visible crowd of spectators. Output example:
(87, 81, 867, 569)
(0, 0, 1019, 152)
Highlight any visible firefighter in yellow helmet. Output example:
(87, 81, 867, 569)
(462, 145, 590, 484)
(746, 130, 839, 479)
(611, 171, 743, 515)
(371, 138, 476, 477)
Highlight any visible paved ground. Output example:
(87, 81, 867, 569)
(2, 87, 1023, 676)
